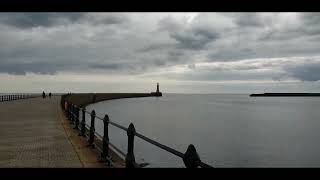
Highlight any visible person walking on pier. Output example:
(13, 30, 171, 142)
(49, 92, 52, 98)
(42, 91, 46, 99)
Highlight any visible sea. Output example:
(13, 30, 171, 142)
(84, 94, 320, 167)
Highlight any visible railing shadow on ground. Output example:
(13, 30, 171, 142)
(61, 94, 213, 168)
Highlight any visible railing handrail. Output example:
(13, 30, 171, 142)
(63, 96, 213, 168)
(0, 94, 41, 102)
(76, 106, 191, 158)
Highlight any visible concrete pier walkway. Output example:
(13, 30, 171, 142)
(0, 96, 83, 167)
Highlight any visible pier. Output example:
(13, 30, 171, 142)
(0, 91, 213, 168)
(0, 95, 82, 167)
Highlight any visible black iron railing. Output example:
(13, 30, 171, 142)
(61, 94, 213, 168)
(0, 94, 40, 102)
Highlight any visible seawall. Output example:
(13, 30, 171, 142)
(64, 93, 161, 107)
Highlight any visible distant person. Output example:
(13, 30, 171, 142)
(49, 92, 52, 98)
(42, 91, 46, 99)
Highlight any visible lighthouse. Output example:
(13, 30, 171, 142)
(151, 82, 162, 96)
(156, 82, 159, 93)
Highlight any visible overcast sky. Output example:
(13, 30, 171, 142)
(1, 12, 320, 93)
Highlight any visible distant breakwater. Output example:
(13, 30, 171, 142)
(250, 93, 320, 97)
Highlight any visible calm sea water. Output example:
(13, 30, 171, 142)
(85, 94, 320, 167)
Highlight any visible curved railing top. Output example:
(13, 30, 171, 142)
(64, 97, 213, 168)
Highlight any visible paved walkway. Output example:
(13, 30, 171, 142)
(0, 96, 83, 167)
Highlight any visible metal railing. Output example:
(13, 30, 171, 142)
(0, 94, 40, 102)
(61, 94, 213, 168)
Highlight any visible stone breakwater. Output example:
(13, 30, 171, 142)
(64, 93, 160, 107)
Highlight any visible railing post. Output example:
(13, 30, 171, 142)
(88, 110, 96, 147)
(101, 114, 110, 164)
(183, 144, 201, 168)
(79, 107, 86, 136)
(67, 102, 71, 121)
(73, 106, 80, 129)
(70, 104, 75, 124)
(67, 103, 71, 120)
(125, 123, 136, 168)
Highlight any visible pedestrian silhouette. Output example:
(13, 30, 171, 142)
(49, 92, 52, 98)
(42, 91, 46, 99)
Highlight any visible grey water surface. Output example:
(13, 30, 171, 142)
(85, 94, 320, 167)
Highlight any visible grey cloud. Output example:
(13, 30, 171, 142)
(86, 13, 129, 25)
(1, 12, 320, 85)
(165, 69, 281, 82)
(90, 63, 122, 70)
(258, 13, 320, 41)
(157, 16, 183, 32)
(232, 13, 265, 27)
(188, 64, 196, 69)
(0, 13, 129, 29)
(170, 29, 219, 50)
(298, 13, 320, 35)
(0, 62, 59, 75)
(158, 15, 220, 50)
(300, 13, 320, 26)
(285, 62, 320, 81)
(167, 50, 184, 62)
(137, 43, 173, 53)
(0, 13, 86, 28)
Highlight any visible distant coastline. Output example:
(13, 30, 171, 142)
(250, 93, 320, 97)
